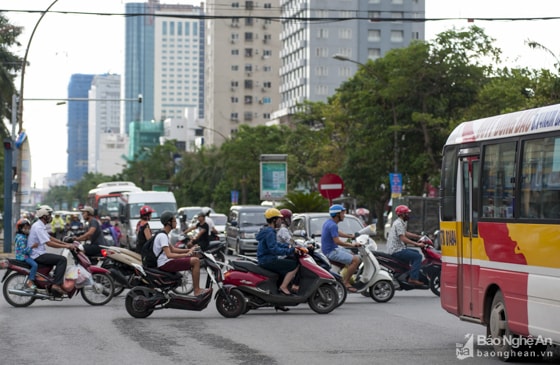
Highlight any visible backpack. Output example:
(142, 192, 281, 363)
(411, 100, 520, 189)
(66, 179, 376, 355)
(140, 230, 167, 268)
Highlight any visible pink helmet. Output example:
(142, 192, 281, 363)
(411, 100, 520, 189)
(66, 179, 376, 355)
(140, 205, 155, 216)
(395, 205, 411, 216)
(279, 209, 293, 224)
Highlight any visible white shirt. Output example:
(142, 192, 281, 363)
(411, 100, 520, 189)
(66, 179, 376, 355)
(153, 231, 172, 268)
(27, 219, 52, 259)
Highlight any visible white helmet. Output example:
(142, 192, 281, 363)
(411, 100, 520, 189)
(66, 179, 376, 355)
(36, 205, 53, 218)
(201, 207, 212, 216)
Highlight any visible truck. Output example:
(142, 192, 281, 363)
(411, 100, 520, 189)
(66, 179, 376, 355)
(119, 191, 177, 250)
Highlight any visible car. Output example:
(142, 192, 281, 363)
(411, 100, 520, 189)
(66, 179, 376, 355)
(289, 212, 366, 246)
(177, 206, 215, 223)
(225, 205, 268, 255)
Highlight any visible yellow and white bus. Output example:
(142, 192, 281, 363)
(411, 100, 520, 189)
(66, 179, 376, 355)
(440, 104, 560, 357)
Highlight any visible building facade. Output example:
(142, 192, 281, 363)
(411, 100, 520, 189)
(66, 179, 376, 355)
(88, 74, 123, 175)
(274, 0, 425, 120)
(204, 0, 282, 146)
(67, 73, 94, 186)
(124, 0, 204, 134)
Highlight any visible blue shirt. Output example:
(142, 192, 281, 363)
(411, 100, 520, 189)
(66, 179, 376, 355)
(321, 218, 339, 255)
(256, 226, 294, 265)
(15, 233, 32, 261)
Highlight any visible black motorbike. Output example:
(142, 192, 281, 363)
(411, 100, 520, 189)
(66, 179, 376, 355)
(124, 250, 246, 318)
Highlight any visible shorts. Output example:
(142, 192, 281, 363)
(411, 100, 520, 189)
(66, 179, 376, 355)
(326, 247, 354, 265)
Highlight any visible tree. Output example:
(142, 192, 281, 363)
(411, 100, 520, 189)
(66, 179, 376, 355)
(0, 14, 24, 130)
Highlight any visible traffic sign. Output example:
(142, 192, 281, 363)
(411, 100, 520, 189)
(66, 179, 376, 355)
(319, 173, 344, 203)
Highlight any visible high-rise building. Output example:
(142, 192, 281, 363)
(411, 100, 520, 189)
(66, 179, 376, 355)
(124, 0, 204, 134)
(273, 0, 425, 121)
(67, 73, 94, 186)
(204, 0, 282, 146)
(88, 74, 123, 175)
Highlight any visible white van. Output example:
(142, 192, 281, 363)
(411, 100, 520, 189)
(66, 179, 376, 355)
(119, 191, 177, 250)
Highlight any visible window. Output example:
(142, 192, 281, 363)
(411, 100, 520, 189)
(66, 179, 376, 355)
(263, 81, 271, 88)
(315, 48, 328, 57)
(392, 0, 404, 4)
(262, 97, 271, 104)
(245, 32, 254, 41)
(368, 48, 381, 60)
(245, 64, 253, 72)
(162, 21, 168, 36)
(263, 113, 271, 119)
(244, 80, 253, 89)
(520, 137, 560, 218)
(244, 111, 253, 121)
(339, 28, 351, 39)
(245, 48, 253, 57)
(170, 22, 175, 36)
(244, 95, 253, 104)
(368, 29, 381, 42)
(245, 17, 254, 26)
(245, 1, 254, 10)
(231, 97, 239, 103)
(368, 11, 380, 20)
(315, 66, 328, 76)
(390, 30, 404, 42)
(391, 12, 403, 23)
(232, 2, 239, 7)
(481, 142, 517, 219)
(317, 28, 328, 39)
(231, 81, 239, 87)
(264, 3, 272, 8)
(231, 65, 239, 71)
(230, 112, 239, 120)
(232, 49, 239, 55)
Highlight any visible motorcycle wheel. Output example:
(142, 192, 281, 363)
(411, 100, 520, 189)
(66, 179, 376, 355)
(172, 271, 194, 295)
(369, 280, 395, 303)
(80, 273, 115, 306)
(308, 284, 338, 314)
(429, 272, 441, 297)
(215, 288, 246, 318)
(101, 261, 126, 297)
(333, 279, 347, 307)
(125, 288, 155, 318)
(2, 273, 36, 307)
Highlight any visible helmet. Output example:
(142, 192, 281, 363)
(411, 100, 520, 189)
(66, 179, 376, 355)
(36, 205, 53, 218)
(201, 207, 212, 216)
(264, 208, 283, 220)
(279, 209, 292, 224)
(329, 204, 346, 217)
(160, 211, 175, 226)
(80, 206, 95, 215)
(395, 205, 411, 216)
(16, 218, 31, 233)
(140, 205, 154, 216)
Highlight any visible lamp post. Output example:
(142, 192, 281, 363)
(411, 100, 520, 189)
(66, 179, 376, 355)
(332, 53, 398, 173)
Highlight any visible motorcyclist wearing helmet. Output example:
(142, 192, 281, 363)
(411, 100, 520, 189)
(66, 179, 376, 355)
(27, 205, 76, 294)
(386, 205, 425, 286)
(321, 204, 361, 292)
(14, 219, 38, 290)
(135, 205, 155, 253)
(153, 211, 210, 297)
(276, 208, 294, 245)
(257, 208, 299, 296)
(74, 206, 107, 257)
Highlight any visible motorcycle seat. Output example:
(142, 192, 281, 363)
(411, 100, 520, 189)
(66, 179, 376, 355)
(231, 260, 279, 279)
(7, 258, 52, 270)
(144, 267, 183, 281)
(373, 251, 396, 259)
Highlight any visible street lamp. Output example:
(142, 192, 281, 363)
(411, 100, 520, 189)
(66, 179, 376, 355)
(332, 53, 398, 173)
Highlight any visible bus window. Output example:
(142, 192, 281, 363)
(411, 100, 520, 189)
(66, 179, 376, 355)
(440, 146, 458, 221)
(521, 137, 560, 219)
(481, 142, 516, 219)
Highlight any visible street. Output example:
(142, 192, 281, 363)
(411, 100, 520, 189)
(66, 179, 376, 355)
(1, 276, 556, 365)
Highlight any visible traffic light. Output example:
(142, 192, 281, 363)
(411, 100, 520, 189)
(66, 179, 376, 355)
(3, 138, 13, 150)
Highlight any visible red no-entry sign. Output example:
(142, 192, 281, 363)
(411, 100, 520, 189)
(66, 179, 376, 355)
(319, 173, 344, 204)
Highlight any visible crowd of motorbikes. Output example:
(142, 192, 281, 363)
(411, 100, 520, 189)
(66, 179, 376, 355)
(1, 216, 441, 319)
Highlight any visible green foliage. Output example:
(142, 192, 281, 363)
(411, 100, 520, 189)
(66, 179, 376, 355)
(278, 191, 329, 213)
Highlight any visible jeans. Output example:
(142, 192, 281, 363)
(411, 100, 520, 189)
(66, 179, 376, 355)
(392, 248, 422, 280)
(34, 253, 67, 285)
(25, 257, 38, 281)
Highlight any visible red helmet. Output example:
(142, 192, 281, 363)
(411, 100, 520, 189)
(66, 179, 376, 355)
(280, 209, 292, 220)
(140, 205, 155, 216)
(395, 205, 411, 216)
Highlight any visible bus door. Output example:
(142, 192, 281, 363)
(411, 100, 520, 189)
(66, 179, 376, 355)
(458, 153, 480, 317)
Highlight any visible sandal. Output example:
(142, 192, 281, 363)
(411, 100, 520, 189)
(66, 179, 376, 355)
(345, 285, 358, 293)
(290, 285, 299, 294)
(279, 288, 292, 296)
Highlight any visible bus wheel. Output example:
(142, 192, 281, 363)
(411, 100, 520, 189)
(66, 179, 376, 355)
(488, 291, 514, 360)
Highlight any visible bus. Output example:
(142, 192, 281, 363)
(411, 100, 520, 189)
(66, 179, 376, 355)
(439, 103, 560, 358)
(86, 181, 142, 218)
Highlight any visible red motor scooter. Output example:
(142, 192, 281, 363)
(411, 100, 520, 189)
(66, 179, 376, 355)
(373, 233, 442, 296)
(1, 243, 115, 307)
(222, 247, 339, 314)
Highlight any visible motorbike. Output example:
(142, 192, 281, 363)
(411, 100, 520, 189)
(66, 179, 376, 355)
(326, 225, 395, 303)
(98, 244, 195, 297)
(125, 250, 246, 319)
(0, 243, 115, 307)
(222, 246, 340, 314)
(174, 230, 227, 263)
(372, 232, 442, 296)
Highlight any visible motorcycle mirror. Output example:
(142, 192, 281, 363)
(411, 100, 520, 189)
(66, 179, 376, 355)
(358, 224, 376, 236)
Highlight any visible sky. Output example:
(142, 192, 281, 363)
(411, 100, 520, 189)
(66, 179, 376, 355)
(2, 0, 560, 189)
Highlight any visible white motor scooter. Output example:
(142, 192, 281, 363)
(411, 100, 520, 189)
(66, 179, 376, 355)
(329, 225, 395, 303)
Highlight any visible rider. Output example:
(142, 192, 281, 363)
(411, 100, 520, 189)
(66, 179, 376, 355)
(257, 208, 299, 296)
(136, 205, 154, 253)
(276, 208, 294, 245)
(27, 205, 75, 294)
(51, 212, 65, 240)
(321, 204, 361, 292)
(184, 212, 210, 251)
(386, 205, 425, 286)
(74, 206, 107, 257)
(201, 207, 219, 239)
(15, 219, 38, 290)
(154, 211, 210, 297)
